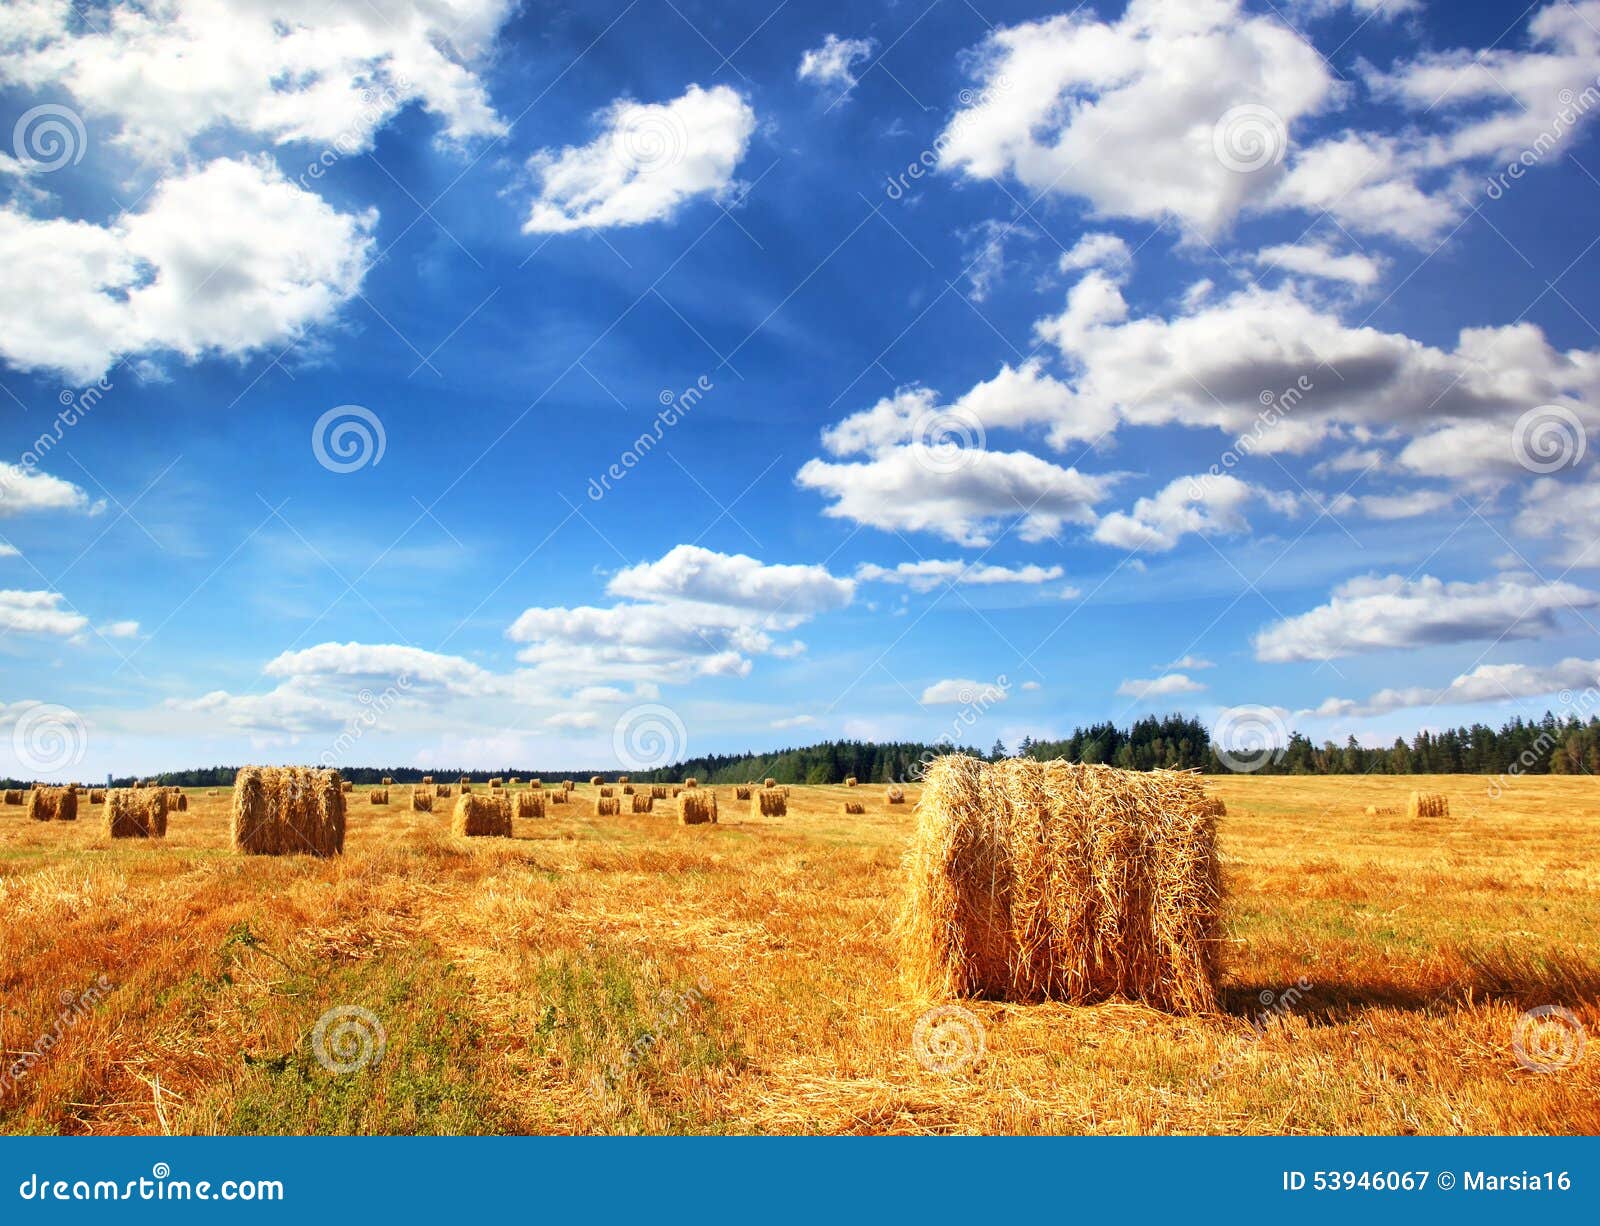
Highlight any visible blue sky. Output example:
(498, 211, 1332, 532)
(4, 0, 1600, 779)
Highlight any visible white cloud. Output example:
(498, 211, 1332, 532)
(544, 711, 600, 731)
(523, 84, 756, 233)
(1357, 489, 1453, 519)
(921, 678, 1009, 705)
(0, 588, 87, 636)
(1304, 656, 1600, 719)
(0, 542, 18, 557)
(0, 464, 95, 516)
(1117, 673, 1206, 698)
(1255, 240, 1386, 287)
(1169, 655, 1215, 670)
(262, 641, 503, 696)
(771, 714, 816, 729)
(97, 620, 140, 639)
(608, 544, 853, 618)
(1514, 481, 1600, 567)
(0, 157, 375, 381)
(1021, 680, 1042, 691)
(1094, 473, 1296, 552)
(797, 34, 875, 94)
(1254, 573, 1600, 662)
(938, 1, 1336, 239)
(0, 0, 513, 161)
(854, 558, 1064, 592)
(1059, 231, 1133, 279)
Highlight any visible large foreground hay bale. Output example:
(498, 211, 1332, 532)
(1408, 791, 1448, 818)
(680, 790, 717, 825)
(595, 796, 621, 817)
(897, 756, 1221, 1013)
(231, 767, 346, 857)
(452, 792, 512, 837)
(1195, 797, 1225, 817)
(26, 786, 77, 822)
(630, 793, 654, 814)
(411, 786, 434, 812)
(514, 790, 546, 819)
(104, 788, 168, 839)
(754, 790, 785, 817)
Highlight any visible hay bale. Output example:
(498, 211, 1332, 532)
(172, 793, 188, 812)
(562, 780, 574, 792)
(671, 787, 682, 798)
(844, 801, 866, 814)
(422, 776, 434, 785)
(411, 786, 434, 813)
(897, 755, 1221, 1013)
(231, 767, 346, 857)
(846, 776, 858, 787)
(598, 786, 614, 798)
(1408, 791, 1448, 818)
(617, 775, 630, 784)
(734, 786, 752, 800)
(595, 796, 621, 817)
(589, 775, 602, 785)
(3, 789, 22, 804)
(382, 777, 393, 785)
(650, 785, 669, 800)
(453, 792, 512, 837)
(340, 780, 353, 793)
(885, 785, 906, 805)
(529, 778, 541, 789)
(509, 777, 520, 785)
(550, 789, 569, 805)
(754, 790, 786, 817)
(370, 788, 389, 805)
(26, 786, 77, 822)
(206, 788, 219, 796)
(104, 787, 168, 839)
(763, 778, 777, 789)
(684, 777, 699, 789)
(489, 777, 503, 789)
(460, 782, 473, 793)
(631, 793, 654, 814)
(622, 784, 635, 795)
(514, 790, 546, 819)
(1364, 803, 1400, 817)
(681, 790, 717, 825)
(436, 784, 453, 798)
(88, 788, 106, 804)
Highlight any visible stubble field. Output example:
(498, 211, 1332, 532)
(1, 774, 1595, 1135)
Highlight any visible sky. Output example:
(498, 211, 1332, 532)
(3, 0, 1600, 780)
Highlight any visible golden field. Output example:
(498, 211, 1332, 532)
(0, 773, 1595, 1135)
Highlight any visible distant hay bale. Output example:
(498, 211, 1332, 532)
(460, 782, 473, 793)
(453, 792, 512, 837)
(3, 789, 23, 805)
(684, 777, 699, 789)
(421, 776, 434, 785)
(1408, 791, 1449, 818)
(650, 785, 668, 800)
(411, 786, 434, 813)
(622, 784, 635, 795)
(509, 777, 520, 785)
(595, 796, 621, 817)
(1364, 804, 1400, 816)
(589, 775, 602, 785)
(26, 786, 77, 822)
(618, 775, 630, 784)
(231, 767, 345, 857)
(489, 777, 503, 789)
(735, 786, 752, 800)
(382, 777, 393, 785)
(563, 780, 574, 791)
(845, 777, 858, 787)
(370, 788, 389, 805)
(550, 790, 568, 805)
(436, 784, 453, 798)
(459, 776, 469, 784)
(631, 793, 654, 814)
(671, 787, 682, 798)
(528, 779, 541, 788)
(206, 788, 218, 796)
(680, 790, 718, 825)
(754, 790, 786, 817)
(763, 778, 777, 789)
(104, 787, 168, 839)
(514, 790, 546, 819)
(340, 780, 353, 793)
(897, 755, 1221, 1013)
(89, 788, 106, 804)
(844, 801, 866, 814)
(885, 785, 906, 805)
(172, 793, 188, 811)
(598, 786, 614, 798)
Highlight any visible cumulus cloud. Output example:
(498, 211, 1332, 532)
(262, 641, 504, 696)
(771, 713, 816, 729)
(1255, 240, 1386, 287)
(1254, 573, 1600, 662)
(1514, 481, 1600, 567)
(0, 588, 87, 636)
(0, 464, 95, 516)
(854, 559, 1064, 592)
(1059, 232, 1133, 279)
(1094, 473, 1297, 552)
(0, 157, 375, 381)
(97, 620, 140, 639)
(523, 84, 755, 233)
(0, 0, 513, 160)
(1169, 655, 1215, 670)
(1117, 673, 1206, 698)
(608, 544, 853, 617)
(1303, 656, 1600, 719)
(797, 34, 875, 94)
(921, 678, 1009, 705)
